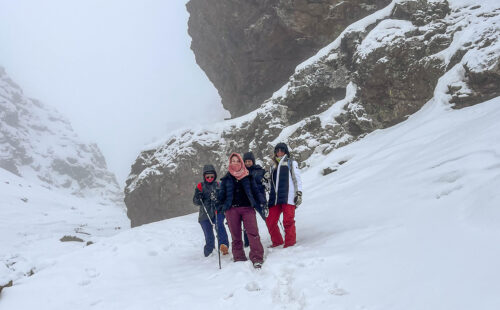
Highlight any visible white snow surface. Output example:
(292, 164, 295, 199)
(0, 168, 129, 291)
(2, 91, 499, 308)
(3, 0, 500, 308)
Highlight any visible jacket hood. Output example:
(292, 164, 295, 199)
(202, 164, 217, 180)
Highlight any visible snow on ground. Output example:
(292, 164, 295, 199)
(2, 91, 499, 309)
(0, 169, 129, 290)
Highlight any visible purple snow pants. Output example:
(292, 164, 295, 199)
(225, 206, 264, 263)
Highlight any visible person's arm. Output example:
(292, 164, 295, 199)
(292, 161, 303, 193)
(217, 179, 227, 211)
(250, 175, 266, 206)
(193, 186, 203, 206)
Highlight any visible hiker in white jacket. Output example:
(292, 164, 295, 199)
(266, 142, 303, 248)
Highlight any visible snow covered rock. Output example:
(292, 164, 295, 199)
(125, 0, 500, 226)
(0, 67, 122, 203)
(187, 0, 391, 117)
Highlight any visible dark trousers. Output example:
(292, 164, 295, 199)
(225, 206, 264, 263)
(243, 208, 266, 247)
(199, 212, 229, 257)
(266, 204, 296, 247)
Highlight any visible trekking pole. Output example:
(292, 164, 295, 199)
(200, 199, 221, 269)
(215, 210, 221, 269)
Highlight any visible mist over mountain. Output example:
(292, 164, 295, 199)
(0, 67, 123, 204)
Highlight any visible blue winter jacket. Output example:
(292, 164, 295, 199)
(218, 172, 266, 212)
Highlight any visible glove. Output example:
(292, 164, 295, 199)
(294, 191, 302, 207)
(196, 191, 203, 200)
(261, 205, 269, 218)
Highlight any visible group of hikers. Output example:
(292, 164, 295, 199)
(192, 142, 303, 269)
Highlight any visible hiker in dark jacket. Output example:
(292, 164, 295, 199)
(218, 152, 266, 268)
(266, 142, 303, 248)
(193, 164, 229, 257)
(242, 151, 269, 247)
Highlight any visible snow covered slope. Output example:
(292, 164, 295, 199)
(0, 67, 122, 203)
(0, 167, 129, 294)
(2, 90, 499, 309)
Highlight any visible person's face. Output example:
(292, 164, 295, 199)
(230, 156, 240, 165)
(244, 159, 253, 168)
(204, 173, 215, 182)
(275, 149, 285, 157)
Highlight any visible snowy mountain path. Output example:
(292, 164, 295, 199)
(2, 94, 500, 309)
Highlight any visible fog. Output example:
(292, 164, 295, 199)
(0, 0, 229, 185)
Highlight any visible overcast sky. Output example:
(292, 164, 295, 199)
(0, 0, 229, 185)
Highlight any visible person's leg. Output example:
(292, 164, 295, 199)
(243, 229, 249, 248)
(241, 207, 264, 263)
(282, 204, 296, 247)
(265, 205, 284, 246)
(199, 220, 215, 257)
(216, 212, 229, 255)
(224, 208, 247, 261)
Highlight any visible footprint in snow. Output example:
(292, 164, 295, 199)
(245, 281, 261, 292)
(329, 285, 349, 296)
(85, 268, 100, 278)
(78, 279, 91, 286)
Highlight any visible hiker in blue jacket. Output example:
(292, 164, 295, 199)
(193, 164, 229, 257)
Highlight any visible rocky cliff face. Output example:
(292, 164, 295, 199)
(0, 67, 123, 203)
(125, 0, 500, 227)
(187, 0, 391, 117)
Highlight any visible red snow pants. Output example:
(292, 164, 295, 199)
(265, 204, 296, 247)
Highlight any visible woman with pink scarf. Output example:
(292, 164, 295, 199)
(218, 152, 266, 269)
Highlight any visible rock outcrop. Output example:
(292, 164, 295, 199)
(187, 0, 391, 117)
(0, 67, 123, 203)
(125, 0, 500, 226)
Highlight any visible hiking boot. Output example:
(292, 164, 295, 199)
(253, 262, 263, 269)
(220, 244, 229, 255)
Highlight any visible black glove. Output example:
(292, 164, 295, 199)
(196, 191, 203, 200)
(294, 191, 302, 207)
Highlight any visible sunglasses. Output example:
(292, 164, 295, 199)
(205, 175, 215, 180)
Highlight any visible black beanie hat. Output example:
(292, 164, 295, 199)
(243, 152, 255, 164)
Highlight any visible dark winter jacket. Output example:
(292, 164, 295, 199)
(248, 164, 267, 197)
(268, 155, 303, 207)
(193, 165, 219, 222)
(218, 172, 266, 212)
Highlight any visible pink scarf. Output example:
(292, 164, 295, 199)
(228, 153, 249, 181)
